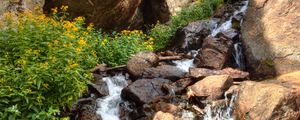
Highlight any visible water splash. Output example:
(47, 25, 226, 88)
(173, 59, 195, 72)
(181, 110, 196, 120)
(96, 74, 128, 120)
(233, 43, 245, 70)
(203, 93, 238, 120)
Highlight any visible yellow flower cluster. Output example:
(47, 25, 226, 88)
(101, 39, 108, 46)
(121, 29, 145, 36)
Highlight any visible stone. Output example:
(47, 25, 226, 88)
(194, 36, 233, 69)
(71, 98, 102, 120)
(121, 78, 171, 105)
(216, 28, 239, 42)
(152, 111, 176, 120)
(171, 20, 218, 51)
(241, 0, 300, 78)
(0, 0, 44, 15)
(187, 75, 233, 100)
(43, 0, 142, 30)
(162, 78, 194, 95)
(235, 81, 300, 120)
(189, 67, 249, 79)
(127, 52, 159, 78)
(89, 74, 109, 97)
(153, 102, 179, 114)
(142, 0, 194, 24)
(142, 65, 186, 81)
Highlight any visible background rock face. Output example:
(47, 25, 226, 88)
(242, 0, 300, 78)
(0, 0, 44, 15)
(44, 0, 142, 30)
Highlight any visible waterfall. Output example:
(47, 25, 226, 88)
(233, 43, 245, 70)
(96, 74, 128, 120)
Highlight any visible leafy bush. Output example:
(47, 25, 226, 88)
(150, 0, 223, 50)
(0, 10, 152, 119)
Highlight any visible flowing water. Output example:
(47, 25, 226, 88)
(96, 0, 249, 119)
(96, 74, 128, 120)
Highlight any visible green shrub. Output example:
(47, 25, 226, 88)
(150, 0, 223, 50)
(0, 10, 152, 119)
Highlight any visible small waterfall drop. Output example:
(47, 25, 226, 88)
(96, 74, 128, 120)
(233, 43, 245, 70)
(203, 93, 238, 120)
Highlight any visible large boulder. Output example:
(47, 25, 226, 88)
(142, 65, 186, 81)
(194, 36, 233, 69)
(277, 71, 300, 107)
(241, 0, 300, 78)
(71, 98, 102, 120)
(127, 52, 159, 79)
(187, 75, 233, 100)
(43, 0, 142, 30)
(235, 81, 300, 120)
(0, 0, 44, 15)
(121, 78, 171, 105)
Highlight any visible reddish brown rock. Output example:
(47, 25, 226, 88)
(235, 81, 300, 120)
(189, 67, 249, 79)
(142, 65, 186, 81)
(187, 75, 233, 100)
(194, 36, 233, 69)
(242, 0, 300, 78)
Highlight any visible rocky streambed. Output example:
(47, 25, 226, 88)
(69, 0, 300, 120)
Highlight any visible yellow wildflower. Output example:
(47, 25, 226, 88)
(51, 7, 58, 14)
(101, 39, 107, 46)
(63, 21, 74, 31)
(149, 37, 154, 41)
(87, 23, 94, 31)
(74, 16, 85, 22)
(75, 47, 82, 54)
(78, 38, 87, 46)
(53, 40, 59, 45)
(26, 88, 32, 94)
(69, 63, 79, 69)
(43, 83, 49, 89)
(60, 5, 69, 12)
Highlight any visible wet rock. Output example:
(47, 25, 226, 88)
(187, 75, 233, 100)
(152, 111, 176, 120)
(89, 74, 109, 97)
(189, 67, 249, 79)
(235, 81, 300, 120)
(142, 65, 186, 81)
(71, 98, 101, 120)
(171, 20, 219, 51)
(194, 36, 233, 69)
(121, 78, 171, 105)
(216, 28, 239, 42)
(242, 0, 300, 78)
(44, 0, 142, 30)
(127, 52, 159, 79)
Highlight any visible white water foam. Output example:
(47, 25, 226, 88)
(203, 93, 238, 120)
(233, 43, 245, 69)
(96, 74, 128, 120)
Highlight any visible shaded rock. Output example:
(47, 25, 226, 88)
(225, 85, 240, 98)
(194, 36, 233, 69)
(241, 0, 300, 78)
(127, 52, 159, 79)
(235, 81, 300, 120)
(187, 75, 233, 100)
(189, 67, 249, 79)
(44, 0, 142, 30)
(162, 78, 194, 95)
(142, 65, 186, 81)
(171, 20, 219, 51)
(142, 0, 194, 24)
(71, 98, 101, 120)
(121, 78, 171, 105)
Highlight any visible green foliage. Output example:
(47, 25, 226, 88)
(149, 0, 223, 50)
(0, 11, 152, 119)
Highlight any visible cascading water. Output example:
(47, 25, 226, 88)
(233, 42, 245, 70)
(96, 74, 128, 120)
(95, 1, 249, 120)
